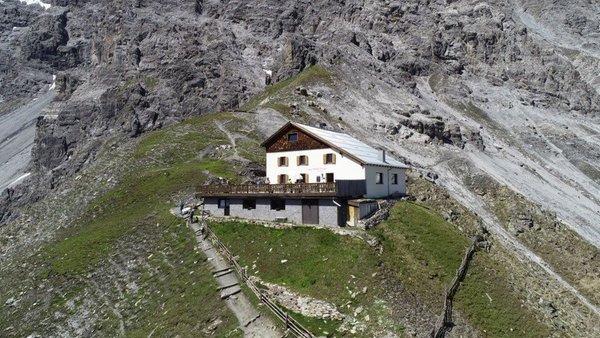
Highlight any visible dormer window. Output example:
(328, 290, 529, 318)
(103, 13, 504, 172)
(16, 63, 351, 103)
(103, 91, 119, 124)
(287, 133, 298, 142)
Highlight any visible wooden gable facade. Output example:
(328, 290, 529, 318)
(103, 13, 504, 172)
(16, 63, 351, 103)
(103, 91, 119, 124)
(263, 125, 328, 153)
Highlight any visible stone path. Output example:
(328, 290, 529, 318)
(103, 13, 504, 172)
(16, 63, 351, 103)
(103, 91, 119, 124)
(189, 222, 281, 337)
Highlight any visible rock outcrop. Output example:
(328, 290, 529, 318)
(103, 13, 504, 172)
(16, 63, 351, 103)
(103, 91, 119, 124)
(1, 0, 596, 195)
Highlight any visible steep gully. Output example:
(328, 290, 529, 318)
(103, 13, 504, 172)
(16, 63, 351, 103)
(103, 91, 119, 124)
(0, 90, 55, 191)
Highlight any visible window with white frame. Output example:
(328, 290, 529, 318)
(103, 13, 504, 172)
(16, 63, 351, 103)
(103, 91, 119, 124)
(376, 172, 384, 184)
(391, 173, 398, 185)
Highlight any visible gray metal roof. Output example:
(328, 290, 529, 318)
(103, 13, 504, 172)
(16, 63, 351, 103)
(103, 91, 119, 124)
(294, 123, 409, 168)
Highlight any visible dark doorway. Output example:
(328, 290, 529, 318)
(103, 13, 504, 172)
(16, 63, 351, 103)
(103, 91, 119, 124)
(337, 199, 348, 226)
(302, 199, 319, 224)
(326, 173, 334, 183)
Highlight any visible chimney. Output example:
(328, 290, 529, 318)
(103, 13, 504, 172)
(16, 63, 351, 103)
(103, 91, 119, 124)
(378, 149, 386, 163)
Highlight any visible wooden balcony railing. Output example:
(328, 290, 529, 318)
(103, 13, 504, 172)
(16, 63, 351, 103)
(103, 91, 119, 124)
(196, 182, 337, 197)
(196, 180, 366, 198)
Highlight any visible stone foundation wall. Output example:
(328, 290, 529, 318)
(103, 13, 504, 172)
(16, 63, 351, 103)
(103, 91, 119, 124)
(202, 197, 340, 227)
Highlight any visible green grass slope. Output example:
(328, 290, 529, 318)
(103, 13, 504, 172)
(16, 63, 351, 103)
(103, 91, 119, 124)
(210, 201, 550, 337)
(374, 202, 550, 337)
(0, 112, 260, 337)
(210, 220, 386, 336)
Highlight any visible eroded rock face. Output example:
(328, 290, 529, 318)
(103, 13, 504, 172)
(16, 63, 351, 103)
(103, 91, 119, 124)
(385, 109, 485, 150)
(443, 123, 464, 148)
(54, 72, 78, 99)
(0, 0, 595, 219)
(20, 8, 81, 70)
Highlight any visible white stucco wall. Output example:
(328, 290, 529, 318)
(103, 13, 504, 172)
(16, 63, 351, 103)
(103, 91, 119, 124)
(364, 166, 407, 198)
(266, 148, 365, 184)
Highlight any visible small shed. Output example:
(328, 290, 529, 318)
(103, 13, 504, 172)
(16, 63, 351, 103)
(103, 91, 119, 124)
(347, 199, 379, 226)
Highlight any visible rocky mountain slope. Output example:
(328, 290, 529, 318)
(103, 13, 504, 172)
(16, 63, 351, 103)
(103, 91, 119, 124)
(1, 0, 599, 336)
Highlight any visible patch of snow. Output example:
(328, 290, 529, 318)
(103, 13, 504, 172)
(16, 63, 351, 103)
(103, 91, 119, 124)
(49, 75, 56, 90)
(8, 172, 30, 187)
(19, 0, 51, 9)
(263, 69, 272, 77)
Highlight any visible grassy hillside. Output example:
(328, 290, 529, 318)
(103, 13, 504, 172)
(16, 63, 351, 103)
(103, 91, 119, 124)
(0, 112, 260, 337)
(374, 202, 550, 337)
(210, 220, 387, 336)
(210, 201, 550, 337)
(241, 65, 333, 119)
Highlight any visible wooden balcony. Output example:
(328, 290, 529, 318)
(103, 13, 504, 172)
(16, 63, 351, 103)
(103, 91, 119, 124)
(196, 180, 366, 198)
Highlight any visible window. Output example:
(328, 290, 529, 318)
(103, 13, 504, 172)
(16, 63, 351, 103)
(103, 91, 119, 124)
(270, 199, 285, 211)
(287, 133, 298, 142)
(323, 153, 336, 164)
(391, 173, 398, 185)
(376, 172, 384, 184)
(242, 199, 256, 210)
(278, 174, 288, 184)
(278, 156, 288, 167)
(218, 199, 228, 208)
(297, 155, 308, 166)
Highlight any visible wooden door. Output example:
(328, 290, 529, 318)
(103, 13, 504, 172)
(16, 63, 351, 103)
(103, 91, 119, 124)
(326, 173, 334, 183)
(348, 206, 357, 226)
(302, 199, 319, 224)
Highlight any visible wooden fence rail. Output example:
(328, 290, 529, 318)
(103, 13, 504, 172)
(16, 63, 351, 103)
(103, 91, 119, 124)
(430, 235, 481, 338)
(196, 182, 337, 196)
(200, 218, 315, 338)
(196, 180, 366, 198)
